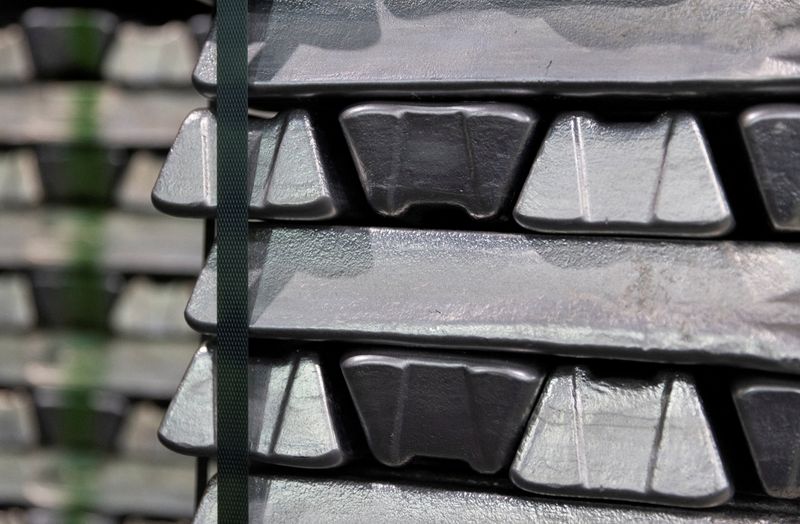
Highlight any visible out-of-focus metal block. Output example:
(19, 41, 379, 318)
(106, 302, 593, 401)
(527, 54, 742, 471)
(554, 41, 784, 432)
(110, 277, 194, 339)
(159, 342, 350, 468)
(0, 390, 37, 449)
(341, 349, 543, 473)
(0, 273, 36, 333)
(733, 378, 800, 499)
(340, 103, 536, 219)
(510, 367, 731, 508)
(35, 145, 127, 205)
(0, 149, 42, 208)
(102, 22, 198, 86)
(153, 109, 349, 220)
(114, 151, 164, 213)
(186, 226, 800, 374)
(0, 25, 33, 83)
(21, 8, 117, 78)
(513, 113, 732, 236)
(740, 106, 800, 232)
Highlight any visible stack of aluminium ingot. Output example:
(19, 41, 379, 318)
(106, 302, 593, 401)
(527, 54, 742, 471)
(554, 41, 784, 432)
(0, 5, 210, 522)
(153, 1, 800, 523)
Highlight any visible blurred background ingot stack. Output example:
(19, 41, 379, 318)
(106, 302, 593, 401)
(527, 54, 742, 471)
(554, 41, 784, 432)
(0, 3, 209, 521)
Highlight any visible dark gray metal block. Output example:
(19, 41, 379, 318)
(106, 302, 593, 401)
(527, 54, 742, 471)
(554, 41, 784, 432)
(511, 367, 731, 507)
(186, 226, 800, 374)
(193, 2, 800, 99)
(35, 144, 128, 205)
(159, 342, 350, 468)
(732, 378, 800, 499)
(21, 8, 117, 78)
(740, 106, 800, 232)
(192, 475, 798, 523)
(153, 108, 348, 220)
(341, 349, 543, 473)
(340, 103, 536, 219)
(513, 113, 732, 236)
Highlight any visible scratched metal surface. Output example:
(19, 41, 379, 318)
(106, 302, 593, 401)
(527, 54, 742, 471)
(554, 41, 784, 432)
(194, 0, 800, 99)
(186, 226, 800, 374)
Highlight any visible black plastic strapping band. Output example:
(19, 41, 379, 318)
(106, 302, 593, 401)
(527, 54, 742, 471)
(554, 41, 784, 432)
(215, 0, 249, 521)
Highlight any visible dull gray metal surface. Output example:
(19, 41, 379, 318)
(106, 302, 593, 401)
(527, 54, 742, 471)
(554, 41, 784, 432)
(732, 378, 800, 499)
(0, 84, 202, 148)
(21, 8, 117, 78)
(159, 342, 350, 468)
(340, 103, 536, 219)
(0, 149, 41, 208)
(186, 226, 800, 374)
(153, 108, 349, 220)
(194, 1, 800, 99)
(110, 277, 195, 339)
(192, 475, 798, 523)
(341, 349, 543, 473)
(740, 106, 800, 232)
(101, 21, 198, 86)
(510, 367, 730, 508)
(513, 113, 732, 236)
(0, 273, 36, 332)
(0, 210, 203, 276)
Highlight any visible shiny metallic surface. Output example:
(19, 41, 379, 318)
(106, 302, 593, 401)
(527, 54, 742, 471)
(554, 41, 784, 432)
(510, 367, 731, 507)
(0, 149, 42, 207)
(0, 273, 36, 332)
(101, 22, 198, 86)
(153, 108, 349, 220)
(513, 113, 732, 236)
(740, 105, 800, 232)
(732, 378, 800, 499)
(21, 8, 117, 78)
(186, 226, 800, 374)
(192, 475, 797, 523)
(0, 210, 203, 276)
(341, 349, 544, 473)
(0, 84, 202, 148)
(340, 103, 536, 219)
(194, 1, 800, 99)
(110, 277, 195, 339)
(159, 342, 350, 468)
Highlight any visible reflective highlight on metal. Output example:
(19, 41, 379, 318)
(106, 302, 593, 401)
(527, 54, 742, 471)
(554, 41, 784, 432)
(510, 367, 731, 507)
(153, 109, 348, 220)
(101, 22, 198, 86)
(513, 113, 732, 236)
(193, 1, 800, 99)
(186, 226, 800, 374)
(740, 106, 800, 232)
(159, 343, 350, 468)
(341, 349, 543, 473)
(192, 475, 799, 524)
(340, 103, 536, 219)
(733, 378, 800, 499)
